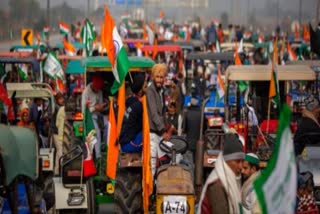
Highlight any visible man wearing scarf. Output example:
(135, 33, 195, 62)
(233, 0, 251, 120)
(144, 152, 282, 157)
(294, 95, 320, 155)
(241, 153, 261, 214)
(198, 133, 244, 214)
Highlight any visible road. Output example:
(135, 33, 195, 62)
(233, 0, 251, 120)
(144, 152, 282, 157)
(0, 34, 64, 51)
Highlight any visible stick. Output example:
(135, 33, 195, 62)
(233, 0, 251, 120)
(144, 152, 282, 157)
(267, 98, 271, 135)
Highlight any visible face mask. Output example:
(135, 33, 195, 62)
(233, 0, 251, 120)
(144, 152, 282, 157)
(37, 106, 43, 111)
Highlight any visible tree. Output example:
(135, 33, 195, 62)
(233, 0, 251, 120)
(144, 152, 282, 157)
(9, 0, 41, 26)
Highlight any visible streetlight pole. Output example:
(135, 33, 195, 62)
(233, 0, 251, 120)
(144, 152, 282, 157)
(47, 0, 50, 45)
(276, 0, 279, 26)
(299, 0, 302, 27)
(87, 0, 90, 17)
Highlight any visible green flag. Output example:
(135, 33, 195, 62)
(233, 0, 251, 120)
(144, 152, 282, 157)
(84, 105, 98, 152)
(81, 19, 95, 56)
(254, 104, 297, 214)
(18, 64, 28, 80)
(42, 52, 63, 79)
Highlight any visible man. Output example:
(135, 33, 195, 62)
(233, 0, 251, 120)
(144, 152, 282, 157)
(52, 92, 65, 175)
(183, 97, 202, 159)
(241, 153, 261, 214)
(119, 74, 147, 153)
(82, 74, 108, 159)
(294, 95, 320, 155)
(198, 133, 244, 214)
(146, 64, 170, 178)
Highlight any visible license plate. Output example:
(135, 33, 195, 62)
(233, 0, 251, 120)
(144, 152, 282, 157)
(163, 196, 188, 214)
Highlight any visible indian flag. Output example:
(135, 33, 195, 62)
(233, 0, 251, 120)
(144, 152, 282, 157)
(18, 64, 28, 80)
(43, 26, 50, 35)
(84, 104, 98, 153)
(103, 6, 130, 95)
(254, 104, 297, 214)
(59, 21, 70, 35)
(63, 39, 76, 56)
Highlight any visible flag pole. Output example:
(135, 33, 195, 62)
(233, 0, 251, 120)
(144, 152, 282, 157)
(267, 97, 271, 135)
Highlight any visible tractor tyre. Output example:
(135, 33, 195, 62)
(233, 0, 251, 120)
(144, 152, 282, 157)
(62, 120, 74, 153)
(86, 177, 96, 214)
(114, 169, 143, 214)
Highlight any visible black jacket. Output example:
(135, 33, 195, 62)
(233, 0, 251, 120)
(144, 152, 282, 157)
(119, 96, 142, 144)
(294, 116, 320, 155)
(183, 105, 202, 151)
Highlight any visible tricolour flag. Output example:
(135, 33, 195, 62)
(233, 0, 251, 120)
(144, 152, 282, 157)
(142, 95, 152, 213)
(81, 19, 95, 56)
(84, 104, 98, 153)
(217, 64, 225, 98)
(102, 6, 130, 95)
(18, 64, 28, 80)
(42, 52, 64, 80)
(63, 39, 76, 56)
(254, 104, 297, 214)
(59, 21, 70, 35)
(287, 42, 297, 61)
(43, 26, 50, 35)
(234, 42, 248, 92)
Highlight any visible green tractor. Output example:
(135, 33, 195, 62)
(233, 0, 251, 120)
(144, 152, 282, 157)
(64, 56, 155, 213)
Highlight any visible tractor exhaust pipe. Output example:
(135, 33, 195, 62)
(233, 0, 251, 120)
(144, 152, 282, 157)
(195, 97, 209, 202)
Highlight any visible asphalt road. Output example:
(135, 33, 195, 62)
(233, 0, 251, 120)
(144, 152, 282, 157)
(0, 34, 63, 51)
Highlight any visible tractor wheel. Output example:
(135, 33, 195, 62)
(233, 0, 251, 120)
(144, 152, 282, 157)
(86, 177, 96, 214)
(62, 120, 74, 153)
(114, 169, 143, 214)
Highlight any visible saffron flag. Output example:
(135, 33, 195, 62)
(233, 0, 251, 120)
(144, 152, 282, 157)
(254, 104, 297, 214)
(152, 37, 158, 60)
(143, 23, 148, 40)
(106, 99, 119, 179)
(287, 42, 297, 61)
(269, 38, 280, 103)
(59, 21, 70, 35)
(63, 39, 76, 56)
(303, 24, 310, 42)
(142, 96, 152, 213)
(103, 6, 130, 94)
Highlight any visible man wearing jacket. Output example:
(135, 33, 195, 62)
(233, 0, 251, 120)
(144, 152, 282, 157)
(198, 133, 244, 214)
(146, 63, 170, 178)
(294, 95, 320, 155)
